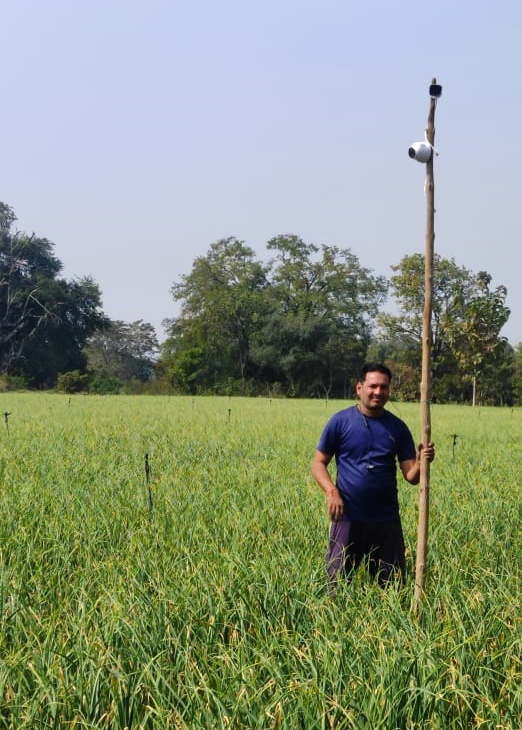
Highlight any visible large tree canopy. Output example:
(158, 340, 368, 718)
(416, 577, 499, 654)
(0, 202, 106, 386)
(376, 254, 511, 403)
(161, 235, 388, 396)
(446, 271, 510, 404)
(161, 238, 269, 393)
(86, 320, 159, 382)
(251, 235, 388, 396)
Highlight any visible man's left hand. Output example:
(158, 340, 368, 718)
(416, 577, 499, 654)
(417, 442, 435, 463)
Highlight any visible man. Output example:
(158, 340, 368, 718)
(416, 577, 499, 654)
(311, 362, 435, 587)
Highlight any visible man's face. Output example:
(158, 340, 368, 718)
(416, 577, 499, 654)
(356, 371, 390, 415)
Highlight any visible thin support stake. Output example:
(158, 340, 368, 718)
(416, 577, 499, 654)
(3, 412, 11, 436)
(145, 452, 153, 513)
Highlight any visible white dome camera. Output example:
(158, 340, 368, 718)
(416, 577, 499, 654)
(408, 141, 433, 163)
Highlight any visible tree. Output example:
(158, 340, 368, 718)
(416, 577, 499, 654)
(0, 202, 16, 235)
(1, 207, 62, 374)
(21, 276, 107, 388)
(513, 343, 522, 406)
(378, 254, 475, 368)
(377, 254, 511, 403)
(85, 320, 159, 382)
(446, 272, 510, 405)
(480, 340, 515, 407)
(162, 238, 269, 393)
(252, 235, 388, 396)
(0, 202, 106, 386)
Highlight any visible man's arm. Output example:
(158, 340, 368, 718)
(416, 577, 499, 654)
(400, 442, 435, 485)
(311, 449, 344, 521)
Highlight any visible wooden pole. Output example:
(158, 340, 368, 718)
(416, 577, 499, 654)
(414, 78, 440, 610)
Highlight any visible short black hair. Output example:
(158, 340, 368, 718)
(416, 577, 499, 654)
(358, 362, 392, 383)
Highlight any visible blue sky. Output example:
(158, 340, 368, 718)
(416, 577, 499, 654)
(2, 0, 521, 344)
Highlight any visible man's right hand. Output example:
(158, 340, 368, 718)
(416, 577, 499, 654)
(327, 486, 344, 522)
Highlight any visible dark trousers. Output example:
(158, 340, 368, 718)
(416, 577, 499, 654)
(327, 520, 406, 587)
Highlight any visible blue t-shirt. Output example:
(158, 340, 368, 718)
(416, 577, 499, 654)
(317, 405, 416, 523)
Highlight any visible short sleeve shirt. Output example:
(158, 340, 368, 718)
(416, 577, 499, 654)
(317, 406, 416, 522)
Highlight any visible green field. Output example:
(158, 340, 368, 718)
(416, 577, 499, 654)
(0, 394, 520, 729)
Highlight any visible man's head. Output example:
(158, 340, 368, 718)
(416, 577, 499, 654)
(356, 362, 392, 416)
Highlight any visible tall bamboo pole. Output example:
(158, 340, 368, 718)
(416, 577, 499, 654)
(414, 78, 441, 609)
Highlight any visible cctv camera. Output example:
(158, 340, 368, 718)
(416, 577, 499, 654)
(408, 141, 433, 163)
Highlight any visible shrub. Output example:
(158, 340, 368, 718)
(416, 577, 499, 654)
(0, 374, 27, 391)
(88, 373, 123, 394)
(56, 370, 89, 394)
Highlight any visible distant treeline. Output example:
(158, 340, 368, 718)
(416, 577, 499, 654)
(1, 204, 520, 404)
